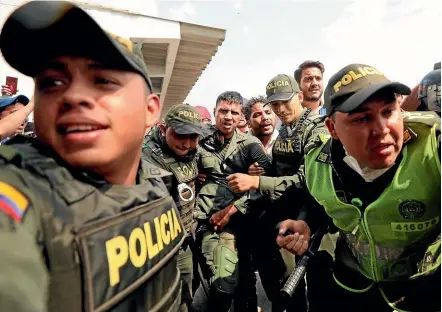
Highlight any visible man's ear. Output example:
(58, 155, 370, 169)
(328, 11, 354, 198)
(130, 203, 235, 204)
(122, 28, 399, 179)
(145, 94, 161, 129)
(325, 116, 339, 140)
(297, 91, 304, 103)
(158, 123, 167, 135)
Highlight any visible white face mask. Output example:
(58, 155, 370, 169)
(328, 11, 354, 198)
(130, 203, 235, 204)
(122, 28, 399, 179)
(342, 149, 394, 182)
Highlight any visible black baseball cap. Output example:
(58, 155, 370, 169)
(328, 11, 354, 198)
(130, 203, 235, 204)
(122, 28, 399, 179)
(265, 74, 301, 104)
(0, 1, 153, 91)
(165, 104, 204, 136)
(324, 64, 411, 116)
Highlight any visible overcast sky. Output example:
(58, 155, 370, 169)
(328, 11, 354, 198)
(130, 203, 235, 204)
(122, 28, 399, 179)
(1, 0, 440, 115)
(160, 0, 441, 112)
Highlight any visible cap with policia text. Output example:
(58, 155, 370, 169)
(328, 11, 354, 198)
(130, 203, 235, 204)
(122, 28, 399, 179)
(324, 64, 411, 116)
(265, 74, 301, 104)
(165, 104, 204, 136)
(0, 1, 153, 91)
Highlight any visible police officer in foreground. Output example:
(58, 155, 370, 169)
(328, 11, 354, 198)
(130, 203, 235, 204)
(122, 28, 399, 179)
(227, 74, 333, 312)
(417, 62, 441, 115)
(278, 64, 441, 311)
(195, 91, 271, 312)
(0, 1, 184, 311)
(142, 104, 205, 311)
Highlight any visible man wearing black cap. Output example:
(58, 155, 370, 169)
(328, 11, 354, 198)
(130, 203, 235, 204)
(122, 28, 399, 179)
(277, 64, 441, 311)
(143, 104, 205, 312)
(227, 74, 331, 311)
(0, 1, 185, 312)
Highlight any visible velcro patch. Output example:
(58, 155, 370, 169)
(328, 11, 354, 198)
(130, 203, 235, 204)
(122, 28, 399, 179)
(0, 181, 29, 222)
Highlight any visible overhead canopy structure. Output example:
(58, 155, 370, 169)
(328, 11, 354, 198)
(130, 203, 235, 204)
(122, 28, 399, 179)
(75, 2, 226, 117)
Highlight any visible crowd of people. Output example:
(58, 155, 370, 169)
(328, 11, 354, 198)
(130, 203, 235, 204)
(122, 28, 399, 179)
(0, 1, 440, 312)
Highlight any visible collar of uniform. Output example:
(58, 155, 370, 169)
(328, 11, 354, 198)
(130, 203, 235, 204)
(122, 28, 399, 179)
(288, 107, 309, 129)
(234, 128, 248, 143)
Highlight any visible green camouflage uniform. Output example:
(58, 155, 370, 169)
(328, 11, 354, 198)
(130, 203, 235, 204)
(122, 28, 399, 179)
(0, 2, 185, 311)
(143, 104, 205, 312)
(256, 74, 334, 312)
(0, 137, 184, 312)
(196, 128, 272, 312)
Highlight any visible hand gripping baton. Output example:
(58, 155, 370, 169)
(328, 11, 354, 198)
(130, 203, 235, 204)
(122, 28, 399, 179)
(276, 224, 326, 299)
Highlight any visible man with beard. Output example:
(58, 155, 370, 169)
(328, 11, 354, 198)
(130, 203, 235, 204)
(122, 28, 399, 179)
(195, 91, 271, 312)
(227, 74, 333, 312)
(0, 1, 184, 311)
(294, 60, 327, 115)
(244, 96, 279, 155)
(142, 104, 205, 312)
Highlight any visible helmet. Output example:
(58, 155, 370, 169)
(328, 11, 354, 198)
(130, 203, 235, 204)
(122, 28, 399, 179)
(417, 62, 441, 115)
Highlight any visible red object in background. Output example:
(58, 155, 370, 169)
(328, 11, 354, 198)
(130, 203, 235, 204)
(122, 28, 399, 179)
(5, 76, 18, 94)
(194, 106, 212, 121)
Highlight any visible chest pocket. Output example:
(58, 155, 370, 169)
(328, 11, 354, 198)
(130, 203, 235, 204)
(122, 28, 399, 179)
(167, 161, 198, 184)
(73, 196, 185, 312)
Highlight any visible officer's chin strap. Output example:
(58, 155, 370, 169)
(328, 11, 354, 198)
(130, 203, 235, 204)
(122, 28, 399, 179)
(343, 148, 394, 182)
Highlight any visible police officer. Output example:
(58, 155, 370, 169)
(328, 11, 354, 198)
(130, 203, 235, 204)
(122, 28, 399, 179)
(278, 63, 441, 312)
(142, 104, 205, 311)
(195, 91, 271, 312)
(227, 74, 333, 311)
(417, 62, 441, 115)
(0, 1, 184, 311)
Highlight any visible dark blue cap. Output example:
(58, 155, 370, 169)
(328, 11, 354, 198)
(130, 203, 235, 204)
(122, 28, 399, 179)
(0, 95, 30, 108)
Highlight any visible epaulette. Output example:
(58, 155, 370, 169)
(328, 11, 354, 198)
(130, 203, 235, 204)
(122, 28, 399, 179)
(0, 145, 23, 166)
(142, 160, 173, 179)
(402, 111, 440, 130)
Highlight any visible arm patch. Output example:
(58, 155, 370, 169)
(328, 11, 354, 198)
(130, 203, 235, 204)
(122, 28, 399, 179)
(0, 181, 29, 222)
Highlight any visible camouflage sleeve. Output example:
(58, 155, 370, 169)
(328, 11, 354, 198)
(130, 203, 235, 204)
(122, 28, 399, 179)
(259, 163, 307, 202)
(0, 165, 48, 312)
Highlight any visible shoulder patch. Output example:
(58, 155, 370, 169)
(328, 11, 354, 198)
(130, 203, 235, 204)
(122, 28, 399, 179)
(143, 161, 173, 179)
(0, 181, 29, 222)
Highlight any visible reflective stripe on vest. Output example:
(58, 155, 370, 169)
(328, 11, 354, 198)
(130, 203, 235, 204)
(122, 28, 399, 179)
(305, 120, 440, 287)
(344, 233, 404, 261)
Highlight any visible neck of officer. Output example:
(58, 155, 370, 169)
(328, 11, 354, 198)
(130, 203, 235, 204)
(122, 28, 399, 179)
(302, 98, 322, 112)
(98, 153, 142, 185)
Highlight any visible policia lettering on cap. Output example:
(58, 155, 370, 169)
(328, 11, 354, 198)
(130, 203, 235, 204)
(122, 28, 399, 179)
(277, 63, 441, 312)
(0, 1, 185, 312)
(142, 103, 205, 311)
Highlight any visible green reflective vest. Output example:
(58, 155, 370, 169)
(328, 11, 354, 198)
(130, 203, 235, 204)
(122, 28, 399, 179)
(305, 113, 440, 290)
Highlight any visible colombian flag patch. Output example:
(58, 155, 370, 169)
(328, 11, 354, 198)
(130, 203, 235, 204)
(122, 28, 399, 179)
(0, 181, 29, 222)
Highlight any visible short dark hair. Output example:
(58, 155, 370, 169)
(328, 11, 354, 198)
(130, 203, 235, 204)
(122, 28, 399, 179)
(294, 60, 325, 84)
(244, 96, 267, 120)
(215, 91, 243, 108)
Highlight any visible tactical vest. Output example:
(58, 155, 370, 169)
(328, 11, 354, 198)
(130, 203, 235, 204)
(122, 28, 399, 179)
(144, 139, 198, 233)
(272, 108, 323, 175)
(305, 113, 441, 292)
(1, 141, 185, 312)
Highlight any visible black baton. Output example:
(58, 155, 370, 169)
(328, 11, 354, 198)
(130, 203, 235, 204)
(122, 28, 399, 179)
(276, 223, 325, 299)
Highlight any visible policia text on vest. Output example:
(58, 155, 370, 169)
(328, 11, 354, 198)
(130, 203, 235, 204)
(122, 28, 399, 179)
(105, 200, 183, 286)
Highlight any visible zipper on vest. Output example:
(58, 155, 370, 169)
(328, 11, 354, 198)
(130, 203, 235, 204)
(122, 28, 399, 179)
(362, 210, 378, 282)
